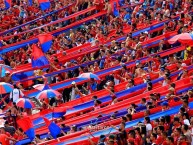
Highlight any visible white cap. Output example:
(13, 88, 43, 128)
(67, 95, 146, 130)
(5, 71, 10, 74)
(144, 31, 148, 34)
(71, 81, 76, 85)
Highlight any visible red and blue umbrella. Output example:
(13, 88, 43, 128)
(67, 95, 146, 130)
(168, 33, 193, 44)
(36, 89, 61, 99)
(78, 73, 100, 80)
(33, 84, 50, 91)
(0, 82, 13, 94)
(0, 64, 12, 77)
(16, 98, 35, 109)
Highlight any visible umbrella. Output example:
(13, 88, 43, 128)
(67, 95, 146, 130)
(168, 33, 193, 44)
(36, 89, 61, 99)
(78, 73, 100, 80)
(0, 64, 12, 77)
(0, 82, 13, 94)
(33, 84, 50, 91)
(16, 98, 35, 109)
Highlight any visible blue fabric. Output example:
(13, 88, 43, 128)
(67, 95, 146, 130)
(48, 122, 61, 139)
(25, 128, 35, 141)
(90, 82, 97, 92)
(28, 0, 32, 6)
(4, 0, 10, 9)
(56, 103, 193, 145)
(12, 71, 34, 81)
(23, 100, 33, 108)
(113, 2, 119, 17)
(40, 2, 50, 11)
(41, 40, 52, 53)
(53, 112, 66, 118)
(32, 56, 49, 68)
(124, 13, 131, 21)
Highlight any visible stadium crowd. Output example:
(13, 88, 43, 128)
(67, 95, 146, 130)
(0, 0, 193, 145)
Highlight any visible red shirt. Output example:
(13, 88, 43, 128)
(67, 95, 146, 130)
(0, 134, 10, 145)
(156, 135, 163, 145)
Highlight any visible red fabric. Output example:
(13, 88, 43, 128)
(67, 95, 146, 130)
(0, 134, 9, 145)
(43, 117, 51, 126)
(31, 44, 45, 60)
(38, 33, 52, 43)
(156, 135, 163, 145)
(17, 117, 34, 132)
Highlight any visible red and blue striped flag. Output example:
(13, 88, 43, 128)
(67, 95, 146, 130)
(38, 33, 53, 53)
(31, 44, 49, 68)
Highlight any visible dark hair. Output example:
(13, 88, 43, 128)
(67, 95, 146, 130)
(180, 107, 186, 113)
(145, 117, 150, 123)
(176, 128, 181, 133)
(151, 133, 157, 139)
(183, 112, 189, 119)
(183, 124, 189, 131)
(122, 116, 127, 122)
(141, 98, 146, 103)
(170, 83, 176, 88)
(174, 117, 179, 122)
(126, 114, 132, 121)
(167, 136, 174, 143)
(158, 125, 164, 132)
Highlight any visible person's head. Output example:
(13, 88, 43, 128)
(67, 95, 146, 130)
(36, 134, 41, 139)
(121, 116, 127, 123)
(94, 100, 101, 106)
(108, 134, 115, 145)
(128, 79, 134, 87)
(141, 98, 146, 104)
(5, 71, 10, 76)
(157, 125, 164, 134)
(150, 133, 157, 141)
(128, 130, 135, 138)
(166, 136, 174, 144)
(144, 116, 150, 124)
(71, 81, 76, 87)
(120, 122, 126, 130)
(182, 99, 189, 108)
(92, 96, 98, 100)
(162, 131, 167, 139)
(182, 124, 189, 132)
(126, 114, 132, 121)
(99, 135, 106, 143)
(182, 112, 189, 120)
(173, 117, 180, 125)
(144, 110, 150, 117)
(4, 121, 9, 127)
(0, 127, 5, 134)
(174, 128, 181, 136)
(180, 107, 186, 114)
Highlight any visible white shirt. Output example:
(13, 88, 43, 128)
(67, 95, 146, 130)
(114, 78, 120, 85)
(70, 87, 76, 101)
(10, 89, 24, 102)
(146, 123, 152, 132)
